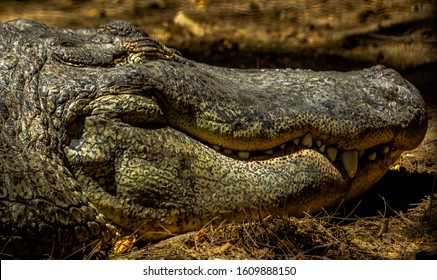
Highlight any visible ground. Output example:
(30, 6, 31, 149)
(1, 0, 436, 259)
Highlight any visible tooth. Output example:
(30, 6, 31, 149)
(382, 146, 390, 154)
(280, 144, 286, 149)
(368, 151, 377, 161)
(316, 140, 322, 147)
(265, 149, 274, 155)
(389, 149, 401, 159)
(326, 147, 338, 162)
(301, 134, 312, 147)
(237, 151, 250, 159)
(212, 145, 220, 151)
(319, 144, 326, 153)
(341, 150, 358, 178)
(292, 138, 300, 145)
(359, 149, 365, 157)
(223, 149, 232, 155)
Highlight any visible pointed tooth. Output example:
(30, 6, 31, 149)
(316, 140, 322, 147)
(382, 146, 390, 154)
(319, 144, 326, 153)
(212, 144, 220, 151)
(265, 149, 274, 155)
(341, 150, 358, 178)
(326, 147, 338, 162)
(223, 148, 232, 155)
(280, 144, 286, 149)
(359, 149, 365, 157)
(301, 133, 313, 147)
(237, 151, 250, 159)
(368, 151, 377, 161)
(292, 138, 300, 145)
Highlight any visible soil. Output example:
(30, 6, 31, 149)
(1, 0, 436, 259)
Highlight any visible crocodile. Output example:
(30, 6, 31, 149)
(0, 19, 427, 259)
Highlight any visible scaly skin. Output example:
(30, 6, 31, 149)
(0, 19, 427, 258)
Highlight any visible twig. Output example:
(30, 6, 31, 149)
(292, 242, 339, 260)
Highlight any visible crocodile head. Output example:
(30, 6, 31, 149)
(0, 20, 427, 256)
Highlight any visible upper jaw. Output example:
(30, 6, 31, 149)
(149, 60, 427, 181)
(139, 60, 427, 155)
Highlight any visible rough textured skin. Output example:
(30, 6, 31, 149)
(0, 19, 427, 259)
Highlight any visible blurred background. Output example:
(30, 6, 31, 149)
(0, 1, 435, 72)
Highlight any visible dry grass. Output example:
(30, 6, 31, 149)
(110, 192, 437, 260)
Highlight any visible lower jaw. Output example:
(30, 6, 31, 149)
(67, 122, 400, 239)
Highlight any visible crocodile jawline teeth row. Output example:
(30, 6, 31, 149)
(208, 133, 402, 178)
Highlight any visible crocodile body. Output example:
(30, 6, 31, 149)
(0, 19, 427, 259)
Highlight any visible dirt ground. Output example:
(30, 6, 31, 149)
(1, 0, 436, 259)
